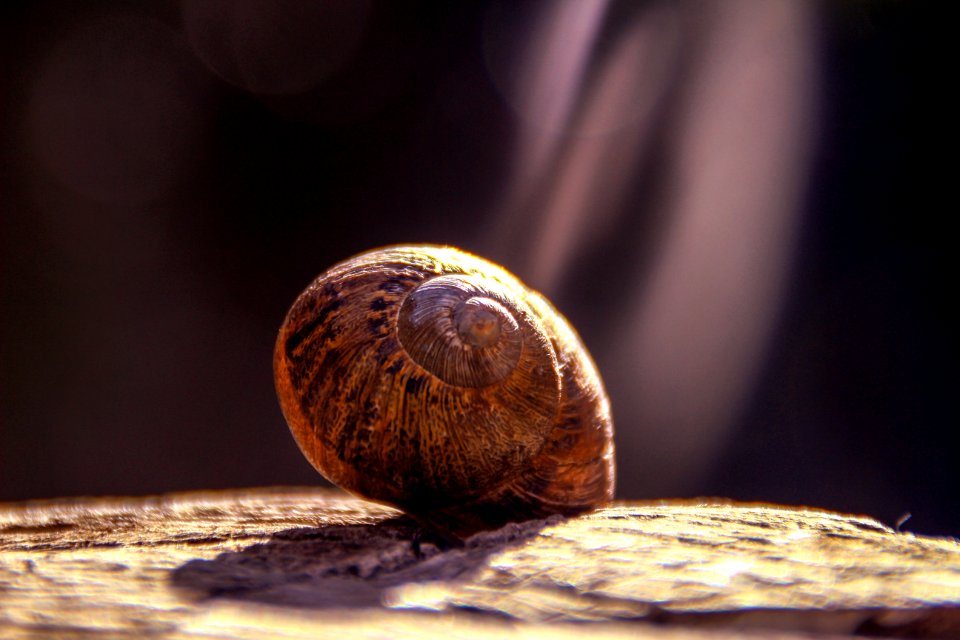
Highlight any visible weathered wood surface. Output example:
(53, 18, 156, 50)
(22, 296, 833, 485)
(1, 487, 959, 639)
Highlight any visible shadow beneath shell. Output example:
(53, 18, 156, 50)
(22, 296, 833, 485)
(170, 514, 559, 610)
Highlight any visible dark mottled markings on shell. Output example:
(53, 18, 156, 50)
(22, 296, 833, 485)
(274, 245, 615, 535)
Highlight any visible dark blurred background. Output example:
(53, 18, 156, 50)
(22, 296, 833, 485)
(1, 1, 954, 535)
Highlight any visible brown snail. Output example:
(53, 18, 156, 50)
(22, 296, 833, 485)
(274, 245, 614, 535)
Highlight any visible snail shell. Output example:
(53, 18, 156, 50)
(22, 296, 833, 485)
(274, 245, 614, 534)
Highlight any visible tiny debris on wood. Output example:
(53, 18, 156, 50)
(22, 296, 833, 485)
(1, 487, 959, 639)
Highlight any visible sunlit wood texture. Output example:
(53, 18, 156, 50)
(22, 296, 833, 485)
(2, 487, 959, 639)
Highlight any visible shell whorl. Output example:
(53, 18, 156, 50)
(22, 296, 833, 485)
(397, 275, 523, 387)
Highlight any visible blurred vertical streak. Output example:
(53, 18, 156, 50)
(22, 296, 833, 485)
(524, 4, 680, 290)
(612, 0, 818, 496)
(490, 0, 610, 248)
(488, 0, 818, 497)
(483, 0, 684, 281)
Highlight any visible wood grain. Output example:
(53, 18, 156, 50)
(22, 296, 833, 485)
(2, 487, 959, 638)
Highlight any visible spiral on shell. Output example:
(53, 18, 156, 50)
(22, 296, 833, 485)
(274, 245, 615, 534)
